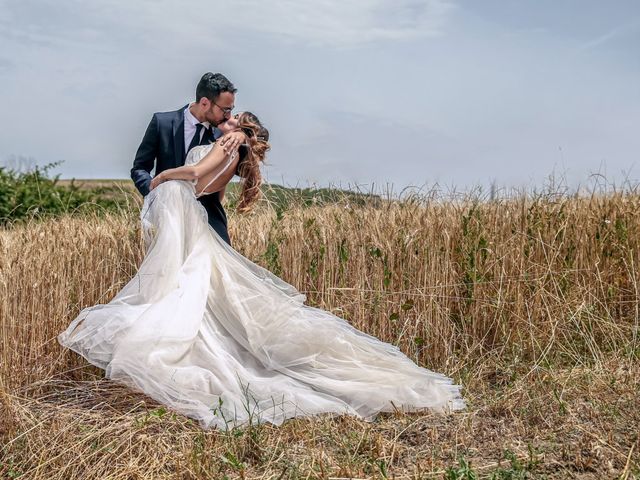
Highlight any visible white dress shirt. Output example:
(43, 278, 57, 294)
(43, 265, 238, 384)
(184, 103, 211, 151)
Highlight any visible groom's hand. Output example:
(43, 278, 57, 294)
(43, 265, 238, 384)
(219, 131, 247, 155)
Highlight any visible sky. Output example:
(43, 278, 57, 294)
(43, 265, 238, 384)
(0, 0, 638, 194)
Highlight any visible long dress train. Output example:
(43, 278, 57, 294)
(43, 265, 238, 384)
(58, 145, 465, 429)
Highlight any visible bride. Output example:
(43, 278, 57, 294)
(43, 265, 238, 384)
(58, 112, 465, 429)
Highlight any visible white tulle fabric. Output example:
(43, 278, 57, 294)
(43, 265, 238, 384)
(58, 145, 465, 429)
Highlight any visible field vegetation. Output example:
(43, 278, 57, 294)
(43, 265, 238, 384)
(1, 165, 639, 478)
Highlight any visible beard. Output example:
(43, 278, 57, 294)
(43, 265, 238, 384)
(203, 108, 223, 127)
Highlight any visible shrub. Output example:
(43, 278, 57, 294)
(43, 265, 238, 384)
(0, 161, 134, 224)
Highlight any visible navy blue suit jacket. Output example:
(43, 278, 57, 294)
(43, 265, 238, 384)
(131, 105, 232, 245)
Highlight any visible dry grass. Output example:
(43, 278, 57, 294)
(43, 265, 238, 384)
(1, 184, 639, 479)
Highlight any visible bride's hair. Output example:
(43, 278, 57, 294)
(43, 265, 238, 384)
(234, 112, 270, 213)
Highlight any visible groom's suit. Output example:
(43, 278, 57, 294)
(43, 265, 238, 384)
(131, 105, 232, 245)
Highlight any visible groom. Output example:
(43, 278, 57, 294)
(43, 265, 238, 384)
(130, 72, 246, 245)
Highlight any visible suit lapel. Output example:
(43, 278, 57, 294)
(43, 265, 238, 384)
(173, 105, 187, 166)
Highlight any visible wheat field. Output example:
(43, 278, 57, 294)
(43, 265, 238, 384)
(1, 185, 639, 479)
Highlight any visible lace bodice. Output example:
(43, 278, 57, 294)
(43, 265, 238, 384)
(186, 144, 237, 198)
(185, 144, 214, 167)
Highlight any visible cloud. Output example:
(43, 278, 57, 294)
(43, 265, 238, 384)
(580, 20, 640, 51)
(212, 0, 455, 47)
(265, 109, 471, 188)
(0, 0, 455, 50)
(0, 57, 13, 74)
(0, 1, 149, 51)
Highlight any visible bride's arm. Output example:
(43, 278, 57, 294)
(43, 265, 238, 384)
(151, 166, 197, 187)
(150, 144, 238, 190)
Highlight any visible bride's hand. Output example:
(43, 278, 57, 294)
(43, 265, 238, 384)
(219, 130, 247, 155)
(150, 173, 165, 191)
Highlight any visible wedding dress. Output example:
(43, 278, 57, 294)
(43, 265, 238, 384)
(58, 144, 465, 429)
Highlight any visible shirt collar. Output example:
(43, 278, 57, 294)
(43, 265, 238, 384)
(185, 103, 210, 129)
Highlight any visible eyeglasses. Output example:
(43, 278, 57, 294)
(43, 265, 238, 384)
(213, 100, 234, 116)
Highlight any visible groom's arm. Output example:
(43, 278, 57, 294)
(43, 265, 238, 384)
(130, 114, 158, 197)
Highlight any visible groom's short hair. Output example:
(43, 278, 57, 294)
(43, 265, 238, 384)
(196, 72, 237, 102)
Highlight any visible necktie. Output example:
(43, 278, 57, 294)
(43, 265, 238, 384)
(200, 125, 214, 146)
(187, 123, 204, 153)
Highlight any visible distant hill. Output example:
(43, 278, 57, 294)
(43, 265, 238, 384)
(56, 179, 383, 213)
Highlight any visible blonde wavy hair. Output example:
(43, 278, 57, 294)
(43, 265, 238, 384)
(234, 112, 270, 213)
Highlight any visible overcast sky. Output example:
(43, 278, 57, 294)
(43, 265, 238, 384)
(0, 0, 638, 193)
